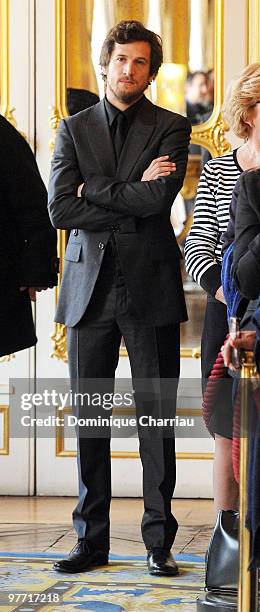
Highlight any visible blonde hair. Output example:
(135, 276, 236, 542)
(222, 63, 260, 139)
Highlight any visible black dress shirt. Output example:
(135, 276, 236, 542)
(104, 95, 146, 160)
(104, 96, 146, 254)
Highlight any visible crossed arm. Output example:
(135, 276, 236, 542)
(48, 117, 190, 231)
(77, 155, 176, 196)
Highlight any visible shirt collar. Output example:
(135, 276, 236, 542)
(104, 95, 146, 127)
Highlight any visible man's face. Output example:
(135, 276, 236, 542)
(187, 74, 207, 104)
(103, 41, 154, 107)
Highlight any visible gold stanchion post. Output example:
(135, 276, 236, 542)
(238, 352, 258, 612)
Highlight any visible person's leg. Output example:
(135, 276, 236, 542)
(67, 318, 121, 551)
(53, 250, 122, 573)
(67, 251, 122, 551)
(201, 298, 237, 510)
(120, 318, 180, 552)
(213, 434, 239, 515)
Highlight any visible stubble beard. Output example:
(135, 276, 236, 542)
(109, 80, 149, 105)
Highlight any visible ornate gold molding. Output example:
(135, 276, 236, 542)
(0, 0, 17, 126)
(49, 0, 68, 134)
(57, 444, 213, 461)
(120, 346, 201, 359)
(245, 0, 260, 63)
(0, 354, 15, 363)
(0, 405, 9, 455)
(51, 323, 67, 362)
(180, 347, 201, 359)
(191, 112, 230, 158)
(179, 1, 230, 265)
(49, 0, 68, 151)
(112, 451, 214, 460)
(49, 106, 62, 154)
(191, 0, 230, 157)
(181, 154, 202, 200)
(50, 1, 68, 361)
(0, 0, 10, 118)
(56, 407, 70, 455)
(51, 214, 68, 360)
(55, 406, 210, 458)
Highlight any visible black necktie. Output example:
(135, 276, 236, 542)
(113, 113, 127, 163)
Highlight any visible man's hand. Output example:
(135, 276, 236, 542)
(221, 331, 256, 371)
(77, 183, 85, 197)
(215, 285, 226, 304)
(141, 156, 176, 181)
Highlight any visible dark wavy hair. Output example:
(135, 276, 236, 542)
(99, 20, 163, 78)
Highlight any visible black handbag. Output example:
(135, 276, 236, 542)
(205, 510, 239, 592)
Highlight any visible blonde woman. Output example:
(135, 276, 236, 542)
(184, 63, 260, 513)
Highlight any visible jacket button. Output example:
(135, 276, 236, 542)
(73, 229, 78, 236)
(98, 242, 105, 250)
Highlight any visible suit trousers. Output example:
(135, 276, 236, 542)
(67, 242, 180, 552)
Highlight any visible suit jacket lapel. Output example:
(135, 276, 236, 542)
(86, 97, 156, 180)
(116, 98, 156, 180)
(87, 99, 116, 176)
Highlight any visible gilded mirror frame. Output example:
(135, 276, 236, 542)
(0, 0, 9, 118)
(51, 0, 230, 362)
(246, 0, 260, 63)
(186, 0, 229, 158)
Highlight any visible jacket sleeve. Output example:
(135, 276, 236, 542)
(3, 124, 58, 287)
(184, 162, 222, 297)
(232, 172, 260, 299)
(81, 116, 191, 218)
(48, 119, 133, 231)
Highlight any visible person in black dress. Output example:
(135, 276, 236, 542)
(0, 115, 58, 357)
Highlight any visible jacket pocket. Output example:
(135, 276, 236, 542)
(64, 242, 82, 262)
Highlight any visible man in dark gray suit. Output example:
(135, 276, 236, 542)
(48, 20, 191, 576)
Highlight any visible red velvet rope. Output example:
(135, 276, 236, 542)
(202, 337, 240, 483)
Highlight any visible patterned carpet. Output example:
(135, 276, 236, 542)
(0, 552, 205, 611)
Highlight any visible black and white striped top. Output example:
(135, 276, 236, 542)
(184, 149, 242, 297)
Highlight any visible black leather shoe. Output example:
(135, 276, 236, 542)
(147, 548, 179, 576)
(53, 541, 109, 573)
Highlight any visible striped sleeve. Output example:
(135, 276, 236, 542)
(184, 154, 240, 296)
(184, 162, 221, 294)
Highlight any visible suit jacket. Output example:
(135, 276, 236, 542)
(232, 169, 260, 300)
(0, 114, 58, 357)
(48, 97, 191, 327)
